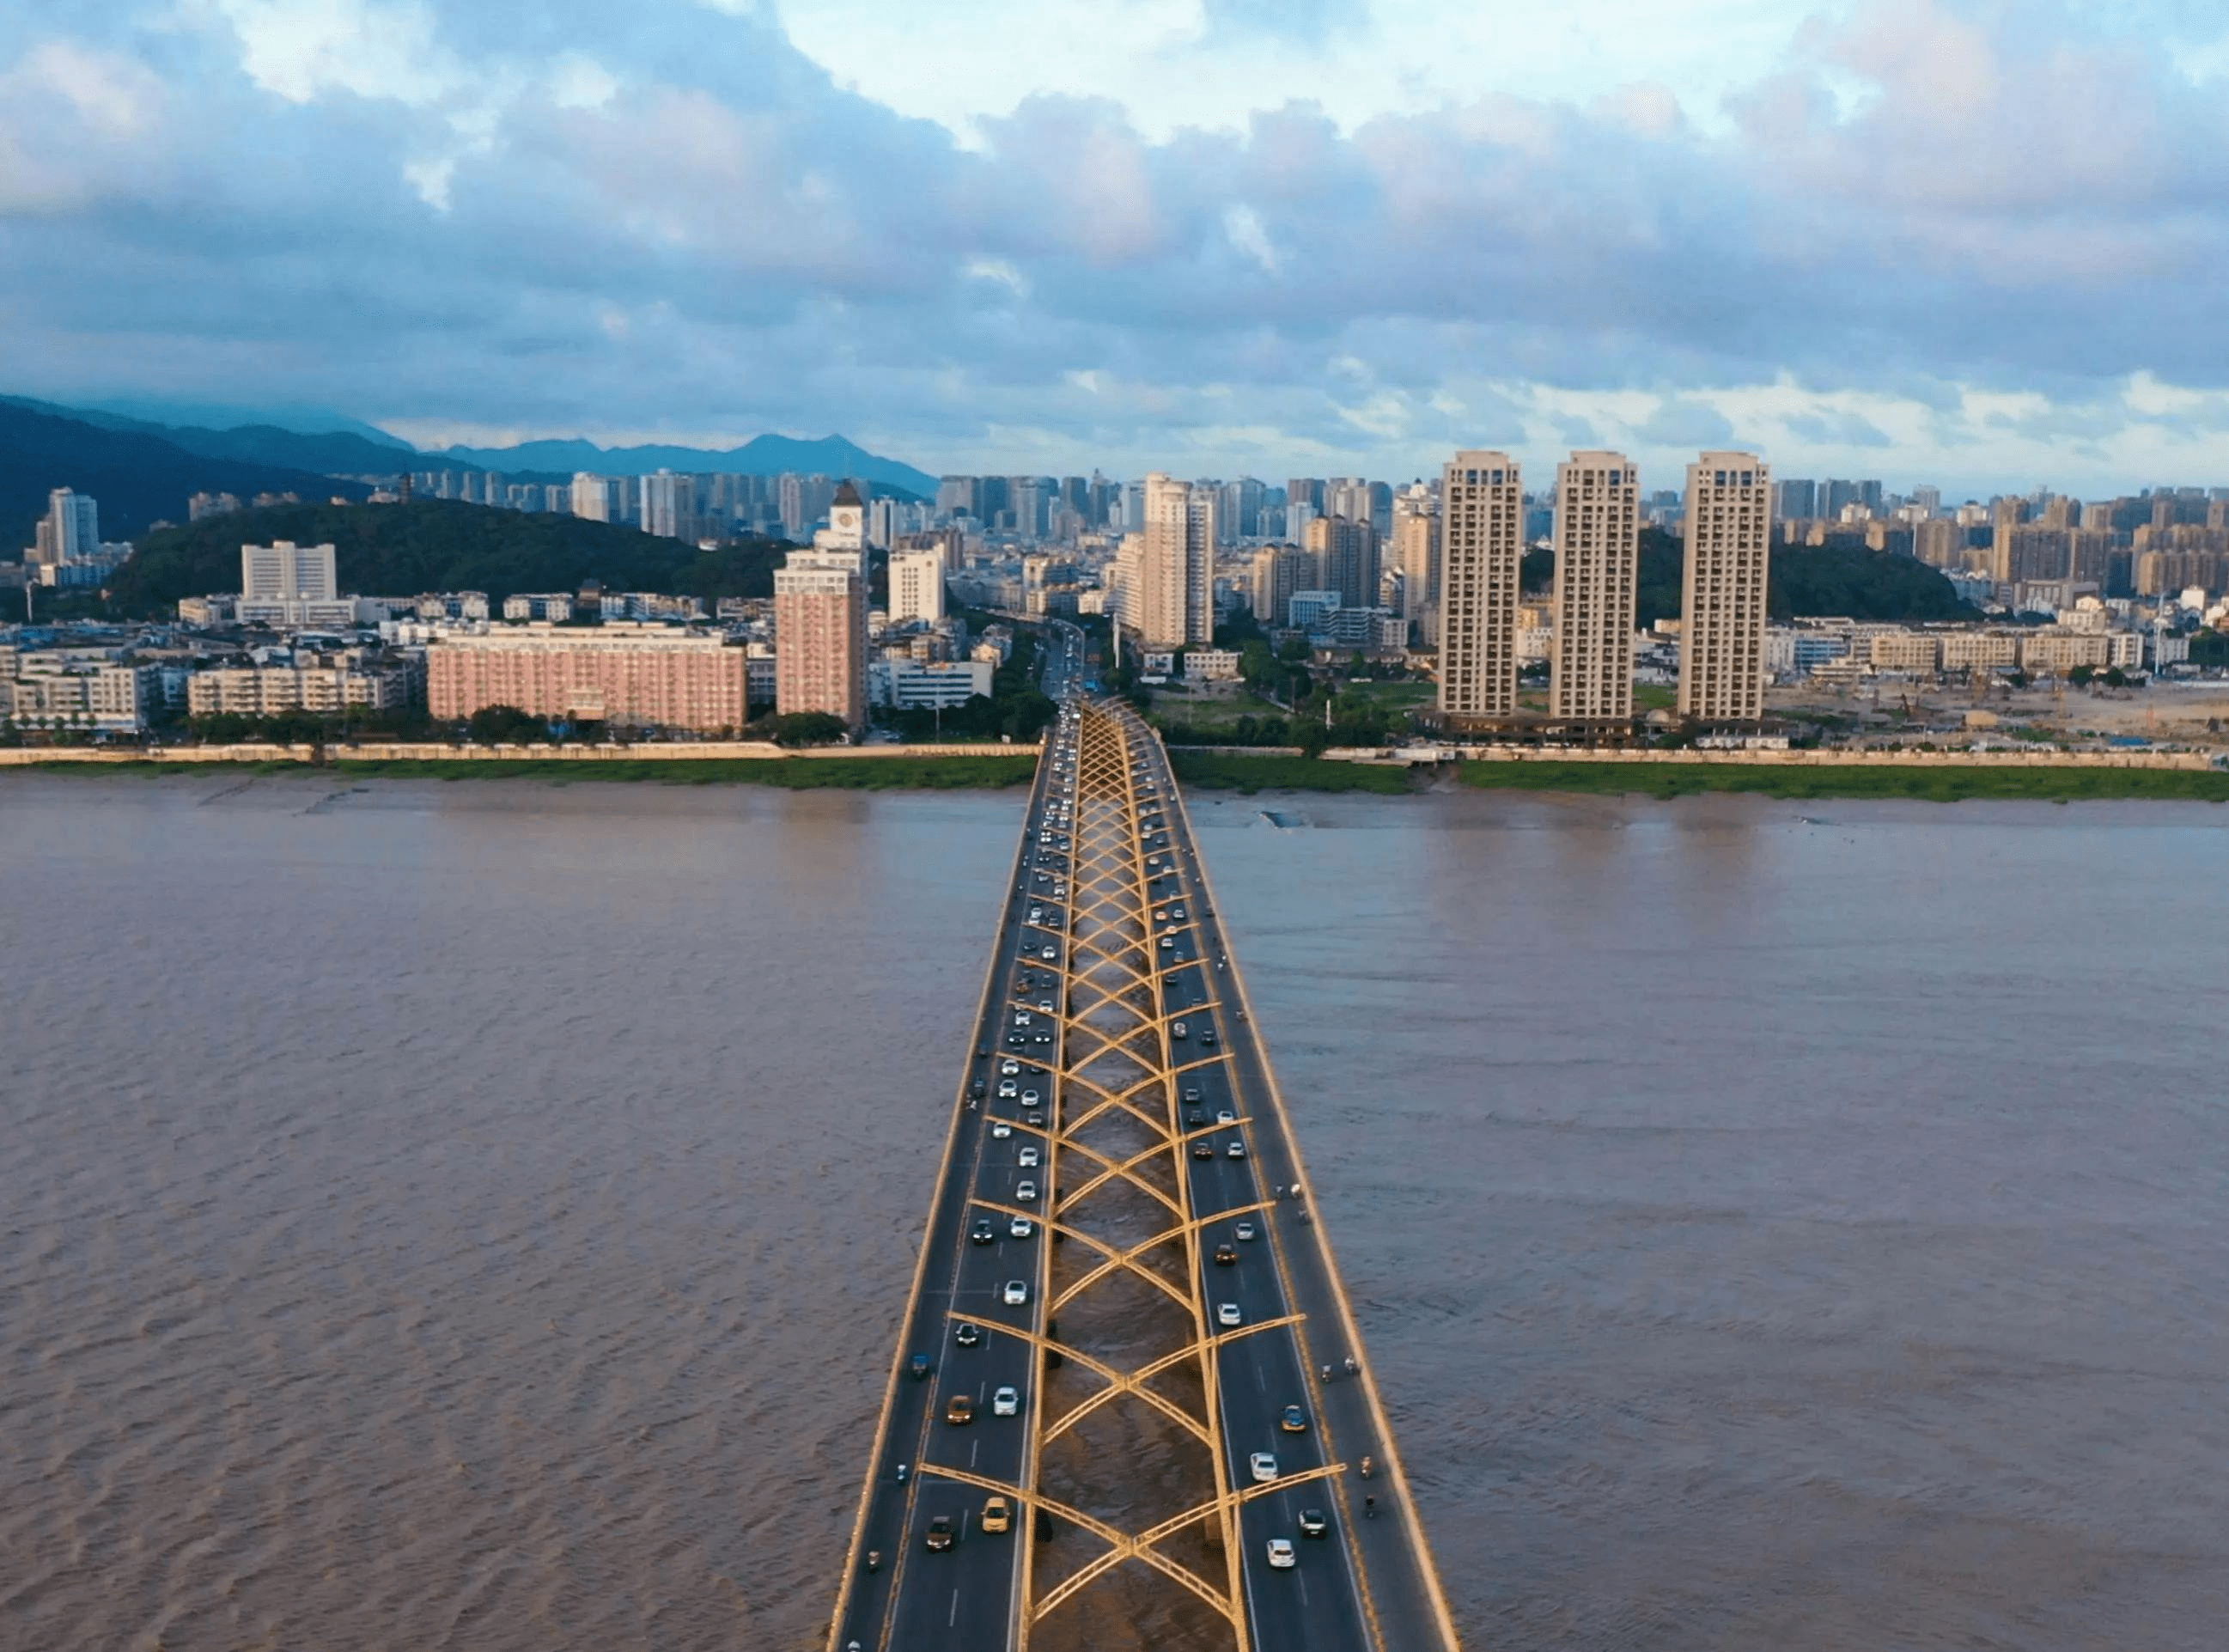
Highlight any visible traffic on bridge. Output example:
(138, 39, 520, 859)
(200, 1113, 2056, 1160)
(828, 621, 1459, 1652)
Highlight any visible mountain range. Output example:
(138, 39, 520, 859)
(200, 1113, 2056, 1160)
(2, 393, 939, 521)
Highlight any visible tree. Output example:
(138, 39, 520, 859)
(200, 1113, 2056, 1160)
(1238, 639, 1276, 690)
(466, 704, 551, 744)
(764, 710, 850, 747)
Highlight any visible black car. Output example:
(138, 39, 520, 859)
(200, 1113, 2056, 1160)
(970, 1217, 997, 1245)
(925, 1515, 956, 1551)
(1298, 1508, 1328, 1539)
(954, 1321, 983, 1347)
(1213, 1243, 1238, 1266)
(909, 1353, 932, 1381)
(970, 1080, 986, 1099)
(1191, 1142, 1214, 1160)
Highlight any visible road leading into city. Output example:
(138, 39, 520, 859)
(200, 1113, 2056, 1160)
(828, 623, 1458, 1652)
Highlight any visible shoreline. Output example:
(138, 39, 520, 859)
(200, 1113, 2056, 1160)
(8, 749, 2229, 802)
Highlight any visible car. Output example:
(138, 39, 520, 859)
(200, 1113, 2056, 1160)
(1034, 1033, 1051, 1045)
(998, 1081, 1019, 1099)
(1201, 1029, 1218, 1046)
(1002, 1279, 1030, 1306)
(1186, 1111, 1205, 1128)
(954, 1321, 983, 1347)
(980, 1496, 1013, 1534)
(1265, 1537, 1296, 1570)
(1029, 906, 1044, 921)
(992, 1385, 1020, 1417)
(1009, 1216, 1034, 1239)
(1248, 1451, 1277, 1483)
(1014, 1011, 1032, 1026)
(1037, 999, 1054, 1013)
(909, 1352, 932, 1381)
(1213, 1243, 1238, 1266)
(969, 1079, 985, 1099)
(1159, 936, 1175, 950)
(1298, 1508, 1328, 1539)
(1172, 905, 1186, 919)
(1216, 1109, 1236, 1125)
(1280, 1404, 1308, 1434)
(1020, 1089, 1040, 1107)
(1041, 947, 1057, 960)
(1023, 1112, 1044, 1128)
(1014, 1177, 1039, 1202)
(1227, 1141, 1246, 1160)
(925, 1515, 956, 1551)
(970, 1216, 997, 1245)
(1006, 1033, 1026, 1048)
(1234, 1221, 1258, 1241)
(991, 1119, 1012, 1138)
(946, 1394, 976, 1425)
(1172, 1021, 1189, 1040)
(1191, 1142, 1215, 1161)
(1218, 1302, 1242, 1326)
(1182, 1086, 1201, 1103)
(1002, 1059, 1020, 1075)
(1017, 1145, 1041, 1167)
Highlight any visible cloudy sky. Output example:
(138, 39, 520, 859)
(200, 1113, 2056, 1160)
(7, 0, 2229, 494)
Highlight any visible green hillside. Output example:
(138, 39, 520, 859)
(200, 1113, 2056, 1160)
(108, 499, 793, 614)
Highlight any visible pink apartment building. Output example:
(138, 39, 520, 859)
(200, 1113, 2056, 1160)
(426, 623, 752, 730)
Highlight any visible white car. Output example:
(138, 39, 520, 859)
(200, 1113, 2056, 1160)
(1020, 1089, 1039, 1106)
(997, 1081, 1019, 1099)
(1008, 1216, 1034, 1239)
(1015, 1180, 1038, 1203)
(1217, 1302, 1242, 1327)
(1265, 1537, 1296, 1570)
(991, 1120, 1013, 1139)
(1002, 1279, 1029, 1306)
(1249, 1452, 1278, 1484)
(1233, 1221, 1257, 1241)
(1036, 999, 1054, 1013)
(1001, 1059, 1020, 1076)
(1041, 947, 1057, 960)
(1017, 1146, 1041, 1167)
(1216, 1110, 1235, 1125)
(992, 1385, 1020, 1417)
(1014, 1012, 1032, 1027)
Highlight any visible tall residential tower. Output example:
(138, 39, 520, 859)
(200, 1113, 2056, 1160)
(1550, 452, 1640, 724)
(1677, 452, 1772, 722)
(1435, 452, 1523, 720)
(1139, 473, 1217, 647)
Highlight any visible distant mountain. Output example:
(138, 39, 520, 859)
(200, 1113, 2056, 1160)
(435, 432, 939, 497)
(0, 394, 410, 449)
(3, 392, 941, 510)
(0, 402, 369, 552)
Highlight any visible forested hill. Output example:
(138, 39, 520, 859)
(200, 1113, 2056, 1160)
(1631, 526, 1977, 626)
(107, 499, 793, 614)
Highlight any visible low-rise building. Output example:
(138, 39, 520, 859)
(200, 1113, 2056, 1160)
(186, 663, 410, 716)
(868, 658, 995, 709)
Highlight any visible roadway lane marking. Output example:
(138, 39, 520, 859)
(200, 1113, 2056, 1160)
(950, 1588, 960, 1627)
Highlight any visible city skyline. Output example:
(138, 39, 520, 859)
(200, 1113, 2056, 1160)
(9, 3, 2229, 493)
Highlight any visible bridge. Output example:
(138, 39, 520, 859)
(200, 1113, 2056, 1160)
(828, 622, 1460, 1652)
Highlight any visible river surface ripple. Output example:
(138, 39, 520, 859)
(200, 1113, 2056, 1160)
(2, 773, 2223, 1651)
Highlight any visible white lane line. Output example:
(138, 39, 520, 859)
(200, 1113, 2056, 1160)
(950, 1588, 961, 1627)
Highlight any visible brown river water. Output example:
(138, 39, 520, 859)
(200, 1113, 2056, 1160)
(3, 772, 2224, 1651)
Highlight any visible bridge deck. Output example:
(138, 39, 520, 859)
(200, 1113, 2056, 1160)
(829, 625, 1459, 1652)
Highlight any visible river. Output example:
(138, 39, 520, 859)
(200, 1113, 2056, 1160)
(2, 772, 2222, 1650)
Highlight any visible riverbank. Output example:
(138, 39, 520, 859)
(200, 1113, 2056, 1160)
(4, 754, 1040, 789)
(1168, 752, 1412, 794)
(1457, 759, 2229, 802)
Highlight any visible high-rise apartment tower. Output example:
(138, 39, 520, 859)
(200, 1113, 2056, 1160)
(1436, 453, 1524, 719)
(1139, 474, 1217, 647)
(1550, 452, 1640, 723)
(1677, 452, 1772, 722)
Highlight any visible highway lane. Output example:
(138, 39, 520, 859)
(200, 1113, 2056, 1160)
(830, 633, 1087, 1652)
(1118, 716, 1454, 1652)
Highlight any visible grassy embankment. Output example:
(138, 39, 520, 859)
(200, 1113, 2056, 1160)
(1167, 752, 1412, 795)
(10, 755, 1040, 789)
(1459, 760, 2229, 803)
